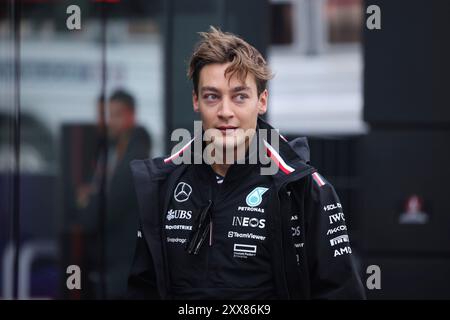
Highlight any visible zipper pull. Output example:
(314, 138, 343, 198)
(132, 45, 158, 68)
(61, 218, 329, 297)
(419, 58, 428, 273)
(193, 222, 210, 254)
(209, 220, 213, 246)
(208, 203, 213, 246)
(186, 200, 213, 255)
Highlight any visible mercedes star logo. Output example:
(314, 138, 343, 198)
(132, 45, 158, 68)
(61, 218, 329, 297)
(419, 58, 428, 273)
(174, 182, 192, 202)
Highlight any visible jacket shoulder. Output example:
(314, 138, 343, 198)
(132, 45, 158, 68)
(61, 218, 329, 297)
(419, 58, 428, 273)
(130, 156, 180, 182)
(308, 171, 338, 201)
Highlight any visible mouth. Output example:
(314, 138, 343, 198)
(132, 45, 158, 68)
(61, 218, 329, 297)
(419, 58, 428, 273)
(216, 126, 238, 135)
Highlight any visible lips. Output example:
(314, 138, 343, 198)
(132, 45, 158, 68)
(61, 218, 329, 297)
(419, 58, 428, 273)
(216, 126, 238, 135)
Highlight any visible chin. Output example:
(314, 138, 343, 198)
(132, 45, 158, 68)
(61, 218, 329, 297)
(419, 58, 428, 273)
(213, 135, 246, 151)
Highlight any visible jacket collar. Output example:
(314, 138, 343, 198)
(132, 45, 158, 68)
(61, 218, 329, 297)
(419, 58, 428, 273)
(256, 117, 316, 185)
(151, 117, 315, 184)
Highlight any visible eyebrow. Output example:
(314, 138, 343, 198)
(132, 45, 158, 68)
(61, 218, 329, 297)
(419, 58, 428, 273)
(200, 86, 251, 93)
(200, 86, 220, 93)
(231, 86, 251, 93)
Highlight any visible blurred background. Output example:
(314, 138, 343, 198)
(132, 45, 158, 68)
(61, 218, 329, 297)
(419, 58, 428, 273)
(0, 0, 449, 299)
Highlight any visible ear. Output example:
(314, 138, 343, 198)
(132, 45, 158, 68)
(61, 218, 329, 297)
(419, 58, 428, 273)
(257, 89, 268, 115)
(192, 90, 200, 113)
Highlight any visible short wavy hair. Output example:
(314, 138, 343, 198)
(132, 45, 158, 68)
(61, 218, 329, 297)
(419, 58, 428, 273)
(188, 26, 273, 96)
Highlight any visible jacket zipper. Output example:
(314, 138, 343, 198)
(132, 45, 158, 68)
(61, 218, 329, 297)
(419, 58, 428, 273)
(272, 167, 316, 299)
(186, 200, 213, 255)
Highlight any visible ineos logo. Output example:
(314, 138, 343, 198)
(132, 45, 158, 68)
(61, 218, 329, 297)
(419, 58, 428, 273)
(174, 182, 192, 202)
(232, 216, 266, 229)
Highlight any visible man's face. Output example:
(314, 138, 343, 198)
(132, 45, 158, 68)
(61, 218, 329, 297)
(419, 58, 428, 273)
(108, 100, 135, 139)
(193, 62, 268, 152)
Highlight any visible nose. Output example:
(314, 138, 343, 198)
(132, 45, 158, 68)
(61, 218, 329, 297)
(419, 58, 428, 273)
(217, 96, 234, 120)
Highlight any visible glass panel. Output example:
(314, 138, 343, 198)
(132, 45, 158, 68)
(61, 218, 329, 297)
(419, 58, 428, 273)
(1, 1, 164, 299)
(0, 0, 15, 300)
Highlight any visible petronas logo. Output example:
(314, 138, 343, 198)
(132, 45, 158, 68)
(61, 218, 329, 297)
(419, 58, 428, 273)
(246, 187, 269, 207)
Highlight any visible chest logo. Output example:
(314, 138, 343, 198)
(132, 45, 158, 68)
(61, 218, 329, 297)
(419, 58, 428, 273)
(174, 182, 192, 202)
(246, 187, 269, 207)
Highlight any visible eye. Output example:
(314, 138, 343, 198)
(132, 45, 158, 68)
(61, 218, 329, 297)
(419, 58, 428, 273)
(203, 94, 219, 102)
(234, 94, 248, 103)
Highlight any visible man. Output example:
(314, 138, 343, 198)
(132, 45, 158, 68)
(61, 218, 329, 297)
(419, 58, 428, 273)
(128, 27, 365, 299)
(77, 89, 151, 299)
(103, 89, 151, 298)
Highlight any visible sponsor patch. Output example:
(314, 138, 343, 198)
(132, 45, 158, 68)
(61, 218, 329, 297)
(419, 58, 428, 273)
(166, 237, 187, 244)
(173, 182, 192, 202)
(237, 206, 265, 213)
(166, 209, 192, 221)
(165, 225, 192, 231)
(334, 246, 352, 257)
(292, 226, 301, 237)
(227, 231, 266, 241)
(233, 244, 257, 258)
(330, 235, 349, 246)
(323, 203, 342, 212)
(246, 187, 269, 207)
(232, 216, 266, 229)
(328, 212, 345, 224)
(326, 225, 347, 235)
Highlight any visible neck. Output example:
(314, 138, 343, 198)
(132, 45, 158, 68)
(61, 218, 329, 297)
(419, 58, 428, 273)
(206, 128, 257, 177)
(211, 163, 231, 177)
(210, 139, 250, 177)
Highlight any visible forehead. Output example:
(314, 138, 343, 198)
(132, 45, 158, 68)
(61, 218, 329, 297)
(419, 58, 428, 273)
(198, 63, 256, 90)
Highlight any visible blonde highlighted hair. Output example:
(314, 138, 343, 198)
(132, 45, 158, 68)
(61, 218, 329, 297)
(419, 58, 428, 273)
(188, 26, 273, 96)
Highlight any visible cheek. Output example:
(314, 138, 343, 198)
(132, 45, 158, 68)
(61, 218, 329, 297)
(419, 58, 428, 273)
(199, 109, 215, 128)
(112, 116, 124, 128)
(237, 101, 259, 124)
(115, 115, 124, 125)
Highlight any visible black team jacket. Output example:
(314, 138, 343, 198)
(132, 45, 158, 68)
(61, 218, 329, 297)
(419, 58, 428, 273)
(127, 118, 366, 300)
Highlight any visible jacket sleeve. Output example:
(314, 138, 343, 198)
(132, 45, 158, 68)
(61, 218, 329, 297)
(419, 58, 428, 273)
(127, 225, 160, 299)
(304, 172, 366, 300)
